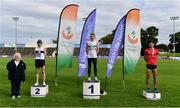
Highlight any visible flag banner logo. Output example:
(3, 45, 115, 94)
(78, 9, 96, 77)
(62, 26, 73, 40)
(128, 30, 139, 44)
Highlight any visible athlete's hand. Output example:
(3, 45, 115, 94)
(144, 56, 147, 61)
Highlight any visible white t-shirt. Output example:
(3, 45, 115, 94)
(35, 46, 45, 60)
(14, 61, 20, 66)
(87, 40, 99, 58)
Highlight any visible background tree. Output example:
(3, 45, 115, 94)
(141, 26, 159, 55)
(98, 30, 115, 44)
(168, 31, 180, 53)
(156, 44, 169, 52)
(98, 26, 159, 55)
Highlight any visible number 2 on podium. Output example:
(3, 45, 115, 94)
(89, 85, 94, 94)
(35, 88, 40, 94)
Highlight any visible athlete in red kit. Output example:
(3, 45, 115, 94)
(144, 41, 159, 93)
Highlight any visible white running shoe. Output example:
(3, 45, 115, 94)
(17, 95, 21, 98)
(88, 77, 91, 82)
(95, 77, 99, 82)
(12, 96, 16, 99)
(34, 82, 39, 86)
(43, 82, 46, 86)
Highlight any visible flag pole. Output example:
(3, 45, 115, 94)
(77, 77, 80, 88)
(122, 58, 125, 88)
(55, 8, 61, 86)
(122, 45, 125, 89)
(55, 18, 60, 86)
(54, 4, 64, 86)
(55, 53, 58, 86)
(77, 65, 80, 88)
(122, 15, 127, 89)
(104, 77, 108, 90)
(55, 45, 60, 86)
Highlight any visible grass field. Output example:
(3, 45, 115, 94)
(160, 53, 180, 57)
(0, 57, 180, 107)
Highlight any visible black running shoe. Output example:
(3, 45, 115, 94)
(153, 88, 159, 93)
(145, 88, 151, 93)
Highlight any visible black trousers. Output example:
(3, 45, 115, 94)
(11, 79, 21, 96)
(88, 58, 97, 77)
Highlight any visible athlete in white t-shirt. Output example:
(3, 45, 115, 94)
(86, 33, 99, 82)
(34, 40, 47, 86)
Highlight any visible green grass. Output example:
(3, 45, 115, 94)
(0, 57, 180, 107)
(159, 53, 180, 57)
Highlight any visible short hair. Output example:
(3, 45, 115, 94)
(13, 53, 22, 60)
(37, 39, 43, 43)
(90, 32, 95, 36)
(148, 41, 154, 44)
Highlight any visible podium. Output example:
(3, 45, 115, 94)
(143, 90, 161, 100)
(83, 81, 100, 99)
(31, 85, 48, 97)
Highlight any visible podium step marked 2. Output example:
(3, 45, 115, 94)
(31, 85, 49, 97)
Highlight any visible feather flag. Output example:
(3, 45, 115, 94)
(78, 9, 96, 77)
(106, 16, 126, 77)
(124, 9, 141, 74)
(56, 4, 78, 73)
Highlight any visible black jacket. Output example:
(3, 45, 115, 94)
(6, 60, 26, 82)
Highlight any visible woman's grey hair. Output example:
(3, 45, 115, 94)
(13, 53, 22, 60)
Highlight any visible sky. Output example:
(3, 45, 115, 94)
(0, 0, 180, 45)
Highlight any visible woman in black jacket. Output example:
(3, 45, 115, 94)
(7, 53, 26, 99)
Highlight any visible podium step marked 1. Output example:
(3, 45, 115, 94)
(31, 85, 49, 97)
(83, 81, 100, 99)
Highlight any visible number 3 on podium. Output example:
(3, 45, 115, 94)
(89, 85, 94, 94)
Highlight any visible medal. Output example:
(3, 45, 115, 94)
(152, 48, 154, 57)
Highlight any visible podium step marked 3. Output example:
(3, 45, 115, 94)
(143, 90, 161, 100)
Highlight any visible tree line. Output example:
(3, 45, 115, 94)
(52, 26, 180, 54)
(99, 26, 180, 54)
